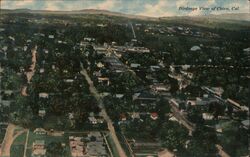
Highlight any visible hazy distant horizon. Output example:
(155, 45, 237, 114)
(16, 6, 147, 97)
(1, 0, 249, 17)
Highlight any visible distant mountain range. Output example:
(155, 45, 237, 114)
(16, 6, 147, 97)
(1, 8, 249, 22)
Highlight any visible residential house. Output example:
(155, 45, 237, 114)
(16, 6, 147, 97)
(150, 84, 170, 93)
(88, 116, 98, 125)
(39, 93, 49, 98)
(34, 128, 47, 135)
(69, 136, 86, 157)
(84, 37, 95, 42)
(202, 113, 214, 120)
(32, 140, 46, 157)
(48, 35, 54, 39)
(130, 112, 140, 119)
(158, 149, 176, 157)
(38, 109, 46, 118)
(241, 120, 249, 130)
(97, 77, 110, 86)
(130, 63, 141, 68)
(190, 45, 201, 51)
(127, 47, 150, 53)
(150, 112, 159, 120)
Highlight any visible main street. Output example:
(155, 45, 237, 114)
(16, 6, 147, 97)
(80, 63, 127, 157)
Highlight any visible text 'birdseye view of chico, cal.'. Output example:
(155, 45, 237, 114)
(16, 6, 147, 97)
(0, 0, 249, 157)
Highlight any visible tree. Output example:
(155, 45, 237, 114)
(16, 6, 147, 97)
(219, 121, 249, 157)
(46, 142, 65, 157)
(187, 126, 218, 157)
(111, 71, 140, 93)
(159, 121, 188, 151)
(156, 98, 171, 119)
(187, 107, 204, 125)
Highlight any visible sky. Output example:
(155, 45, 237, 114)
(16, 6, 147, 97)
(1, 0, 249, 17)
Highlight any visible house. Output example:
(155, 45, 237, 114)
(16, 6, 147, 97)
(39, 68, 45, 73)
(127, 47, 150, 53)
(69, 136, 86, 157)
(215, 124, 223, 133)
(202, 113, 214, 120)
(241, 120, 249, 130)
(190, 45, 201, 51)
(243, 47, 250, 52)
(32, 140, 46, 157)
(38, 109, 46, 118)
(130, 112, 140, 119)
(34, 128, 47, 135)
(44, 49, 49, 54)
(150, 84, 170, 92)
(96, 62, 104, 68)
(130, 63, 141, 68)
(195, 97, 218, 106)
(39, 93, 49, 98)
(132, 92, 157, 101)
(150, 65, 161, 72)
(120, 113, 127, 121)
(98, 77, 110, 86)
(48, 35, 54, 39)
(94, 46, 107, 55)
(84, 37, 95, 42)
(150, 112, 159, 120)
(88, 116, 97, 124)
(158, 149, 176, 157)
(64, 79, 74, 83)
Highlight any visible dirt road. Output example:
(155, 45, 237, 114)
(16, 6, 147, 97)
(21, 46, 37, 96)
(0, 124, 26, 157)
(80, 67, 127, 157)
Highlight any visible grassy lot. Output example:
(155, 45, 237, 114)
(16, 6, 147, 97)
(106, 133, 120, 157)
(25, 131, 71, 157)
(10, 132, 26, 157)
(22, 131, 111, 157)
(116, 132, 133, 157)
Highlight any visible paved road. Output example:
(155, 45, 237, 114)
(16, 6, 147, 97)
(80, 66, 127, 157)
